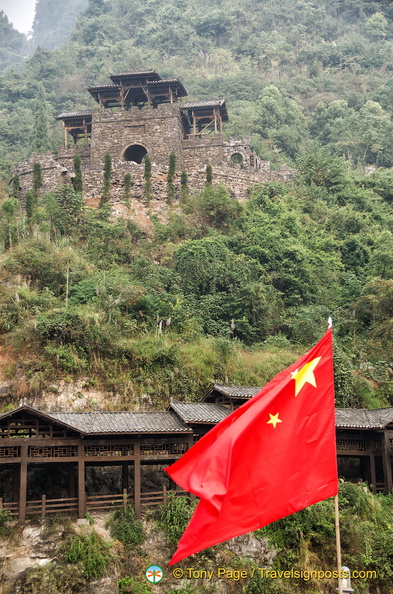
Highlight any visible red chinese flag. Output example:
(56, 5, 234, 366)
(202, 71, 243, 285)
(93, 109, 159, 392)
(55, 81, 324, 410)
(166, 328, 338, 565)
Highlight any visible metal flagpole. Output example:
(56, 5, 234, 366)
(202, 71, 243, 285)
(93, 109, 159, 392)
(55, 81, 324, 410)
(330, 317, 343, 594)
(335, 492, 343, 594)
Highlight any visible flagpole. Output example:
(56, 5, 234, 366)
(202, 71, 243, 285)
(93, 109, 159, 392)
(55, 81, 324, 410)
(334, 493, 343, 594)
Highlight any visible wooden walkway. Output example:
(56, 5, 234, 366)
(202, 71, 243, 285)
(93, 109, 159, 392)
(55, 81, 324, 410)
(0, 486, 188, 519)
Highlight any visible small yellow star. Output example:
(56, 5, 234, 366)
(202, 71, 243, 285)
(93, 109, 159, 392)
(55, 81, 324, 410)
(267, 412, 282, 429)
(291, 357, 321, 396)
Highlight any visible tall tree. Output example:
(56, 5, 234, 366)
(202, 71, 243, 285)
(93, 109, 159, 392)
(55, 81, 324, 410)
(167, 151, 176, 203)
(31, 83, 52, 154)
(100, 151, 112, 207)
(73, 154, 83, 194)
(143, 154, 152, 203)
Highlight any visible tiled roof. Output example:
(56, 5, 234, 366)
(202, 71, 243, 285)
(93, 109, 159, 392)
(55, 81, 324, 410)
(87, 85, 120, 91)
(212, 384, 261, 399)
(182, 99, 226, 109)
(110, 70, 160, 77)
(51, 411, 192, 434)
(55, 111, 92, 120)
(148, 78, 182, 85)
(335, 408, 393, 429)
(170, 400, 230, 424)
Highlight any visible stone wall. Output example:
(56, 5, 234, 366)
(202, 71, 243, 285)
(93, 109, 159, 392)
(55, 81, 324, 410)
(9, 153, 74, 200)
(10, 155, 294, 206)
(182, 135, 225, 169)
(90, 104, 184, 167)
(56, 145, 91, 169)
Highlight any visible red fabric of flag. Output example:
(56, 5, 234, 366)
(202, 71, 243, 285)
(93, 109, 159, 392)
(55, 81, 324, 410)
(166, 328, 338, 565)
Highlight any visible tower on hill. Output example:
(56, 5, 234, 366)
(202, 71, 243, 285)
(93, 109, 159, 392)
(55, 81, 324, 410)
(10, 69, 292, 204)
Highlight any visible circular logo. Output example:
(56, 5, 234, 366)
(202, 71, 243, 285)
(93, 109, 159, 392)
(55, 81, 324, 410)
(146, 565, 164, 584)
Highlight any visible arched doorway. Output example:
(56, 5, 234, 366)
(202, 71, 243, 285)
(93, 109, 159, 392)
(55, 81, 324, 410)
(122, 144, 148, 164)
(230, 153, 244, 167)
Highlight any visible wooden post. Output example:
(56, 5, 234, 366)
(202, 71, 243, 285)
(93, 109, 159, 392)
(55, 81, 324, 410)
(64, 124, 68, 149)
(370, 454, 377, 493)
(19, 445, 28, 524)
(214, 108, 218, 133)
(77, 443, 86, 518)
(218, 110, 223, 133)
(120, 82, 125, 109)
(12, 464, 19, 503)
(335, 493, 343, 594)
(382, 432, 393, 493)
(123, 488, 128, 509)
(163, 484, 167, 505)
(41, 494, 46, 519)
(134, 443, 141, 518)
(192, 110, 196, 136)
(83, 120, 88, 145)
(0, 498, 3, 510)
(69, 463, 76, 498)
(122, 462, 128, 494)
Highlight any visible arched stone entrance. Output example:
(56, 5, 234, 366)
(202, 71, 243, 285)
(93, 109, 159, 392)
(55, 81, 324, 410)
(122, 144, 148, 164)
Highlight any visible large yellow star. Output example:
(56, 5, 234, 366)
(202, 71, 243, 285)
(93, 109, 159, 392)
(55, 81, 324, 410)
(291, 356, 321, 396)
(267, 412, 282, 429)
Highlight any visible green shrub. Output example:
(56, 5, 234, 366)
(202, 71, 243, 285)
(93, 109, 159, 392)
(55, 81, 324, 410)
(157, 493, 196, 547)
(0, 508, 10, 535)
(60, 530, 114, 580)
(107, 505, 145, 549)
(17, 562, 86, 594)
(118, 576, 152, 594)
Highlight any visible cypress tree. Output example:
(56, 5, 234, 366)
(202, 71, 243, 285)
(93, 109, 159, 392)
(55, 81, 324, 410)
(180, 170, 189, 202)
(12, 174, 20, 199)
(123, 173, 132, 205)
(167, 151, 176, 203)
(25, 190, 34, 220)
(32, 162, 42, 204)
(206, 163, 213, 185)
(73, 154, 83, 194)
(100, 151, 112, 207)
(143, 154, 152, 203)
(31, 83, 52, 154)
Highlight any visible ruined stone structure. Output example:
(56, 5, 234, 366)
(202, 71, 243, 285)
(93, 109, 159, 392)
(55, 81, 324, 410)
(10, 69, 293, 205)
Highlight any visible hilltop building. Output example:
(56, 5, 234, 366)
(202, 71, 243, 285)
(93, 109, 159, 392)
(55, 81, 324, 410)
(10, 69, 292, 205)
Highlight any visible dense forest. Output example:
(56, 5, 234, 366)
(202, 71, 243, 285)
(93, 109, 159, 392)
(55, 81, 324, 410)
(4, 0, 393, 166)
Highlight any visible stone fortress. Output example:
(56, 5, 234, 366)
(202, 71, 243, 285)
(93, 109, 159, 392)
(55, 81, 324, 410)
(11, 69, 293, 207)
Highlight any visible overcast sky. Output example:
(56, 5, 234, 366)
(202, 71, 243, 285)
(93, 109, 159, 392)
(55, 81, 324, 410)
(0, 0, 36, 34)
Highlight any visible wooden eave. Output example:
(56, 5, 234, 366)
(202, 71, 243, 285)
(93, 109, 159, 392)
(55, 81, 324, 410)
(0, 405, 84, 437)
(109, 70, 161, 86)
(147, 78, 188, 98)
(87, 85, 121, 107)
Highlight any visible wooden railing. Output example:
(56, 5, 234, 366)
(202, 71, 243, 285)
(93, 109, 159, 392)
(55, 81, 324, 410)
(0, 487, 190, 519)
(86, 491, 130, 512)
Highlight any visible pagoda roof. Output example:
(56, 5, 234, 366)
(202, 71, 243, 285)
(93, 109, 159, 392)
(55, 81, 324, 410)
(182, 99, 226, 109)
(335, 408, 393, 429)
(205, 384, 261, 401)
(181, 99, 228, 122)
(0, 405, 191, 435)
(148, 78, 188, 97)
(109, 70, 161, 85)
(55, 110, 92, 121)
(52, 410, 192, 434)
(87, 84, 120, 91)
(170, 400, 230, 424)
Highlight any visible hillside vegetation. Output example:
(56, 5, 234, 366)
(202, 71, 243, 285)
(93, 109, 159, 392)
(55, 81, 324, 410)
(0, 3, 392, 409)
(4, 0, 393, 167)
(0, 168, 392, 409)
